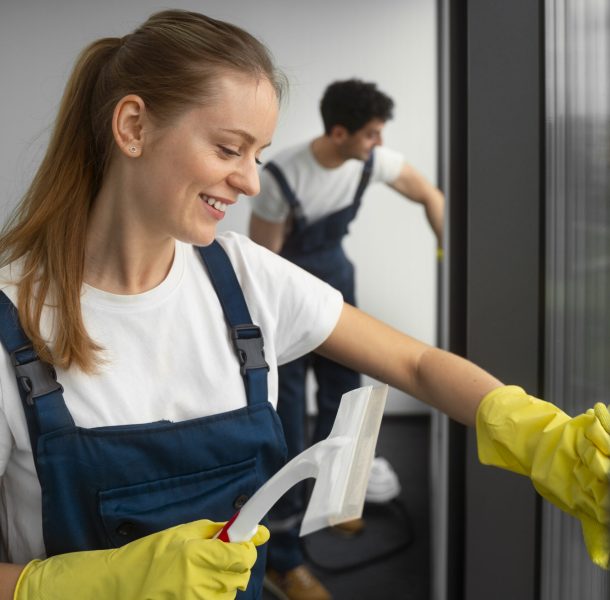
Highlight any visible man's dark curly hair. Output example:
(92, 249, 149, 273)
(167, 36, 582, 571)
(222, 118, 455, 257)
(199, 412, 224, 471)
(320, 79, 394, 134)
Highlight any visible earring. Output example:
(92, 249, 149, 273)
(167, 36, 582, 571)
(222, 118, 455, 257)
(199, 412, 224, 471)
(129, 145, 137, 154)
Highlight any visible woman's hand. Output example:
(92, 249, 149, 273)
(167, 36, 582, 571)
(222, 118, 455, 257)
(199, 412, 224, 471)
(13, 519, 270, 599)
(477, 386, 610, 569)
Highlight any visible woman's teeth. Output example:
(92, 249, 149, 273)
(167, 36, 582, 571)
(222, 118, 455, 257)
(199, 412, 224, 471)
(201, 194, 227, 212)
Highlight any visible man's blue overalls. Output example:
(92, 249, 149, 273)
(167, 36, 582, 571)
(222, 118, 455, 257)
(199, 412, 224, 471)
(263, 154, 373, 572)
(0, 242, 286, 599)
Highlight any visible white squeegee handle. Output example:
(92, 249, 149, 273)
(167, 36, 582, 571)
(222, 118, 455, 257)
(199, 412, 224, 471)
(217, 437, 348, 543)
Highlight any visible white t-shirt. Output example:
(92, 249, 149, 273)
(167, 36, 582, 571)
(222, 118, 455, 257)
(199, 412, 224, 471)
(250, 143, 404, 224)
(0, 232, 343, 563)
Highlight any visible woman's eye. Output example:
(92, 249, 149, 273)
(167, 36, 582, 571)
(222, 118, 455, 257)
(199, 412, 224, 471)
(218, 145, 240, 158)
(219, 145, 262, 165)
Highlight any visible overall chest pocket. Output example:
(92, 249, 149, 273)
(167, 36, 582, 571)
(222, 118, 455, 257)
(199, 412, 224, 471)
(99, 456, 258, 547)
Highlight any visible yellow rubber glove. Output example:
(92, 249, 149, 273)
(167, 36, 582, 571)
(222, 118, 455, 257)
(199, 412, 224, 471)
(14, 519, 270, 600)
(476, 385, 610, 569)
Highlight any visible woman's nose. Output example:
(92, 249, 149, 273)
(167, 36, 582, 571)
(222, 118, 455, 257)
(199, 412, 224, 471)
(229, 159, 260, 197)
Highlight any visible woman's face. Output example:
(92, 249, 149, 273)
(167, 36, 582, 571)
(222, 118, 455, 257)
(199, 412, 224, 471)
(131, 72, 278, 246)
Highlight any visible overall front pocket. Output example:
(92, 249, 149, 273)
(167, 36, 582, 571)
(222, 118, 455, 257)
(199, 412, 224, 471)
(99, 456, 258, 547)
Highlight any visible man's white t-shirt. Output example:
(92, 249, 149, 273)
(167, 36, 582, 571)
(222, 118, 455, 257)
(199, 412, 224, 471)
(250, 143, 404, 224)
(0, 232, 343, 563)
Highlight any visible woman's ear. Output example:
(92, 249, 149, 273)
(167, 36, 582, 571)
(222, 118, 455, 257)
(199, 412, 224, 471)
(112, 94, 147, 158)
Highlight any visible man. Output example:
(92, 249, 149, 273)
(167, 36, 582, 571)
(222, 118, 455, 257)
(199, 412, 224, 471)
(250, 79, 443, 600)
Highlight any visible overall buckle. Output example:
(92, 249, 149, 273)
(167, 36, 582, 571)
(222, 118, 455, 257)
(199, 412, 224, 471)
(10, 344, 63, 406)
(231, 325, 269, 376)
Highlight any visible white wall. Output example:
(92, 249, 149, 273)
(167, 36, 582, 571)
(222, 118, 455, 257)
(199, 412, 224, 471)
(0, 0, 437, 414)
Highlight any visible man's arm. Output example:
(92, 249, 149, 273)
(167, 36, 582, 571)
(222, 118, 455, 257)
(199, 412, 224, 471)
(249, 213, 287, 254)
(388, 163, 444, 246)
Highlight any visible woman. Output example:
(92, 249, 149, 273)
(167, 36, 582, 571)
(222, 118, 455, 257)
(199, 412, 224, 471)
(0, 9, 607, 600)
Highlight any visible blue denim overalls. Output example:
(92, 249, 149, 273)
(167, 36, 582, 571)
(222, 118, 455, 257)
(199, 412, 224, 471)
(263, 154, 373, 572)
(0, 241, 286, 599)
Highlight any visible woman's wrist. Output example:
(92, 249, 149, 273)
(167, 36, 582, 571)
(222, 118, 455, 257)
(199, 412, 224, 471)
(0, 563, 26, 600)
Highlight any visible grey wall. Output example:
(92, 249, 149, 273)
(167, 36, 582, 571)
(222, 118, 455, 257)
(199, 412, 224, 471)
(0, 0, 439, 414)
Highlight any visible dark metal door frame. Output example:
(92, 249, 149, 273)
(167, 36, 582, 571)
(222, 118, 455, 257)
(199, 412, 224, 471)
(438, 1, 545, 599)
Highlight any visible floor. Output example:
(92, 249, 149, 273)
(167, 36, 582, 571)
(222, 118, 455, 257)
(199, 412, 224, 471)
(262, 414, 431, 600)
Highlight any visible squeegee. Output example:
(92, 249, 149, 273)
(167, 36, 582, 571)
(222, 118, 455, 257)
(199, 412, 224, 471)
(218, 384, 388, 542)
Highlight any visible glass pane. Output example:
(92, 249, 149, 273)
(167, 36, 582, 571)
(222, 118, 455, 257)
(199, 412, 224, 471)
(544, 0, 610, 596)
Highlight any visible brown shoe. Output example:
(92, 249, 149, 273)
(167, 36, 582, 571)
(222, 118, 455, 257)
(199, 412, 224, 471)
(330, 517, 365, 537)
(264, 565, 332, 600)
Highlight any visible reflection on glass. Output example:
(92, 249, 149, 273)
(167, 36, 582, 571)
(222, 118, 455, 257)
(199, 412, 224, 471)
(544, 0, 610, 596)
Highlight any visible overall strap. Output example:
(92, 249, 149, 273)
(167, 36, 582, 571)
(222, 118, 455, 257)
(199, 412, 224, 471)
(197, 242, 269, 406)
(267, 152, 373, 221)
(278, 153, 376, 257)
(0, 292, 74, 454)
(264, 162, 306, 233)
(351, 152, 375, 212)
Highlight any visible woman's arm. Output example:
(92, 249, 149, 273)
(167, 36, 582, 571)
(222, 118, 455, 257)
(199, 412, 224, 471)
(3, 521, 269, 599)
(0, 563, 24, 599)
(316, 303, 502, 426)
(317, 303, 610, 570)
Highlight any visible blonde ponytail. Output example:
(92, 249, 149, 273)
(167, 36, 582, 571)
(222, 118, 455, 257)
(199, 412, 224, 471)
(0, 38, 122, 371)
